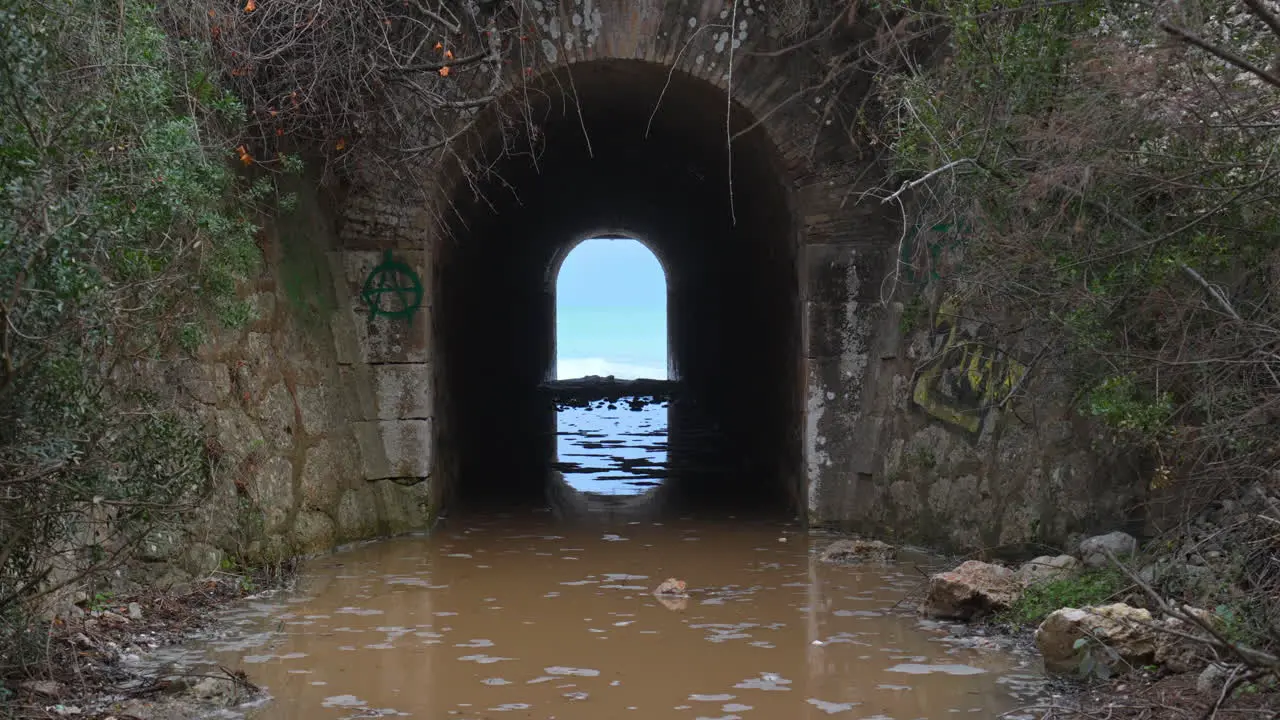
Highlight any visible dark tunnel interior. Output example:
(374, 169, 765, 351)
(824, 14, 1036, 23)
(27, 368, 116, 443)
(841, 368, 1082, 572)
(434, 60, 803, 518)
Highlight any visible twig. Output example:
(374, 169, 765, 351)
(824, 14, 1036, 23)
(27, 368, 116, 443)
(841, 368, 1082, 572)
(1240, 0, 1280, 40)
(1159, 20, 1280, 90)
(564, 61, 592, 159)
(1103, 546, 1280, 673)
(645, 24, 730, 139)
(1179, 263, 1244, 323)
(880, 158, 977, 205)
(726, 0, 739, 226)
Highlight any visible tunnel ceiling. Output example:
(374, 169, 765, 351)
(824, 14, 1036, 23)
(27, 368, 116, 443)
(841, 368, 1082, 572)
(435, 60, 804, 516)
(445, 59, 791, 261)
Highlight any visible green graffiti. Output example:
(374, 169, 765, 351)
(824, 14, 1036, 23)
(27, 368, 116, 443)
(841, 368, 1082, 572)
(360, 250, 423, 320)
(899, 219, 974, 285)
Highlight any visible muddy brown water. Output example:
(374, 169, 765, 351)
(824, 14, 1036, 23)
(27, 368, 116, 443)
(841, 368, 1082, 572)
(145, 516, 1048, 719)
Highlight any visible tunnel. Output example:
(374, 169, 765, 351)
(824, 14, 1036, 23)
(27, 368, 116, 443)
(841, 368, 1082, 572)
(433, 59, 802, 518)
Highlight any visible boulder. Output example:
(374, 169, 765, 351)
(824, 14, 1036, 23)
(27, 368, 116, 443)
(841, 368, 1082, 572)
(1035, 603, 1157, 676)
(1078, 531, 1138, 568)
(1016, 555, 1080, 586)
(293, 510, 337, 554)
(921, 560, 1020, 620)
(819, 539, 896, 565)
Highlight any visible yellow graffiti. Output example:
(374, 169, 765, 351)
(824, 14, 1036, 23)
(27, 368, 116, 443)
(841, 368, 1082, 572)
(912, 297, 1027, 432)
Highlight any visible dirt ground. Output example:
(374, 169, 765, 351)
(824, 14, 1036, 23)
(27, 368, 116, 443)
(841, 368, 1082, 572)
(1, 572, 290, 720)
(1018, 669, 1279, 719)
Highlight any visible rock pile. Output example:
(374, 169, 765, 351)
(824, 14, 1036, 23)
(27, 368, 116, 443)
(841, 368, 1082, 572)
(913, 528, 1228, 679)
(1035, 603, 1221, 676)
(918, 531, 1140, 623)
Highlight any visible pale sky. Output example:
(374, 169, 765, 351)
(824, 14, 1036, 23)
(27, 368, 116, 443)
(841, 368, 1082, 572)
(556, 238, 667, 380)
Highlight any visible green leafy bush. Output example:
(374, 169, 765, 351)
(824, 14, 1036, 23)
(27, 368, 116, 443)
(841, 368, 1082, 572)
(0, 0, 297, 632)
(1005, 568, 1127, 625)
(871, 0, 1280, 649)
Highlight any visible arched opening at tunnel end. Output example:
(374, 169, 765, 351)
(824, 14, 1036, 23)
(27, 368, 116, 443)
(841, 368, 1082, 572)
(432, 58, 805, 519)
(552, 236, 671, 502)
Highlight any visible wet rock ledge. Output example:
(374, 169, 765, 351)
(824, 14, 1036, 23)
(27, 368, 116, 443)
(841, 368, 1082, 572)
(541, 375, 678, 409)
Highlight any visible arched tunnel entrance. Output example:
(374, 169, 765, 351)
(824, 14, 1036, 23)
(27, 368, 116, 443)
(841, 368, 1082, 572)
(435, 59, 802, 518)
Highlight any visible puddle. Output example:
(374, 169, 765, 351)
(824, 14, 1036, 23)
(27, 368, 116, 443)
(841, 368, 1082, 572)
(142, 519, 1049, 719)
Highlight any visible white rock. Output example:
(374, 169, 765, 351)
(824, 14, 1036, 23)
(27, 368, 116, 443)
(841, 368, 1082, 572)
(1078, 531, 1138, 568)
(1016, 555, 1080, 586)
(1036, 603, 1156, 676)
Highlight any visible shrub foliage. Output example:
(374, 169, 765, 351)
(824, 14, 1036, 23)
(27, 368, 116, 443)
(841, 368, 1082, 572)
(0, 0, 277, 634)
(863, 0, 1279, 646)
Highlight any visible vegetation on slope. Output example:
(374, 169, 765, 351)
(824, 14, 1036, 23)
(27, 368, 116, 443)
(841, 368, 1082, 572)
(862, 0, 1279, 653)
(0, 0, 528, 694)
(0, 0, 297, 675)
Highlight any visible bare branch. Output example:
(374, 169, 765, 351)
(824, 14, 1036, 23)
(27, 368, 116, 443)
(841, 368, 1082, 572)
(1159, 20, 1280, 90)
(1240, 0, 1280, 41)
(880, 158, 978, 205)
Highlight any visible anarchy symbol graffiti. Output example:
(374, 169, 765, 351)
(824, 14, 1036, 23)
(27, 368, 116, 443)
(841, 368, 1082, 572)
(360, 250, 424, 320)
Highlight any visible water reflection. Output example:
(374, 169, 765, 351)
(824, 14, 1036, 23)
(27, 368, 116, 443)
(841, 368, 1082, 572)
(149, 518, 1047, 719)
(554, 398, 668, 496)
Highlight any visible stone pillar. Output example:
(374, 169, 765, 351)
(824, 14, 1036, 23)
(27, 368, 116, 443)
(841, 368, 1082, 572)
(329, 249, 434, 483)
(802, 242, 887, 525)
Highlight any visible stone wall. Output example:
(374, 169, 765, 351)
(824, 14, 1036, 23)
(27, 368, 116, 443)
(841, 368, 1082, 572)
(806, 223, 1146, 556)
(131, 177, 434, 589)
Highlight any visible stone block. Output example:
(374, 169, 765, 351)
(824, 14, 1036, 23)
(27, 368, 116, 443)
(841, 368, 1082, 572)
(329, 309, 431, 364)
(212, 407, 263, 463)
(295, 385, 334, 435)
(293, 510, 337, 554)
(244, 331, 273, 361)
(327, 250, 430, 364)
(178, 362, 230, 405)
(246, 291, 277, 325)
(806, 357, 874, 522)
(352, 419, 432, 481)
(329, 311, 363, 365)
(300, 437, 355, 513)
(803, 243, 888, 306)
(251, 383, 298, 452)
(336, 485, 380, 541)
(375, 479, 432, 536)
(340, 363, 432, 421)
(140, 528, 182, 561)
(180, 543, 225, 578)
(805, 301, 861, 359)
(359, 309, 432, 364)
(249, 456, 295, 534)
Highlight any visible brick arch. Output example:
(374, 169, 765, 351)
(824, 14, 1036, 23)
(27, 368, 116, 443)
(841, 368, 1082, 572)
(457, 0, 831, 185)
